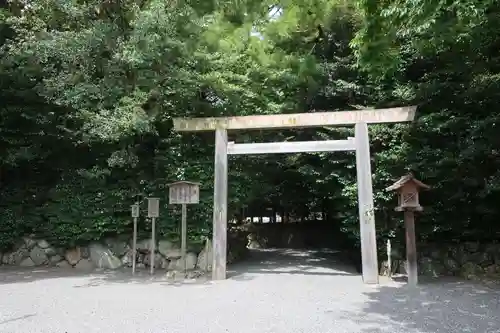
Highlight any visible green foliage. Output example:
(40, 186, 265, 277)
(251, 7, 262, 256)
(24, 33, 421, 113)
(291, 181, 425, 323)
(1, 0, 499, 252)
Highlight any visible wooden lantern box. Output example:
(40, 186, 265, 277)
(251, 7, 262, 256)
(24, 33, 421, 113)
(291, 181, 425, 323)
(385, 174, 430, 212)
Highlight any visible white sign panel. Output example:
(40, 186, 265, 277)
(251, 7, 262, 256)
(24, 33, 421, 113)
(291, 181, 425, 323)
(147, 198, 160, 218)
(131, 204, 140, 218)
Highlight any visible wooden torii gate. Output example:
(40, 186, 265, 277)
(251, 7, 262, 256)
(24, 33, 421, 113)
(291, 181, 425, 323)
(173, 106, 417, 284)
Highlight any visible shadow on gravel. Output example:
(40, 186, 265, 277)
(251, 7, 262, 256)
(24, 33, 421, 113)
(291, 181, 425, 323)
(0, 266, 214, 287)
(71, 270, 215, 288)
(0, 267, 91, 285)
(0, 248, 357, 286)
(227, 248, 358, 281)
(341, 278, 500, 333)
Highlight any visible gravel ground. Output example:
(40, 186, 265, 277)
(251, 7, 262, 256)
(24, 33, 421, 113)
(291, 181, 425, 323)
(0, 248, 499, 333)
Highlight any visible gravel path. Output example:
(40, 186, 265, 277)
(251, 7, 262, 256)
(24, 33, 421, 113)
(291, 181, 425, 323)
(0, 248, 499, 333)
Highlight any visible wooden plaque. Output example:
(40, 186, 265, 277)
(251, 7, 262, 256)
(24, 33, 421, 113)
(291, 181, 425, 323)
(168, 182, 200, 204)
(131, 204, 140, 218)
(147, 198, 160, 218)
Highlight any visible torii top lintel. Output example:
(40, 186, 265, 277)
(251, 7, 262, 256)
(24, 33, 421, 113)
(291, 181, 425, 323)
(172, 106, 417, 132)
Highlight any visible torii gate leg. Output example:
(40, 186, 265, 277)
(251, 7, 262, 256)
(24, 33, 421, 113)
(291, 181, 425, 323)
(212, 128, 228, 280)
(355, 122, 379, 284)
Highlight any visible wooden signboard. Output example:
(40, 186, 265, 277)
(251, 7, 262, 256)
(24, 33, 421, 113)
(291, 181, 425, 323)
(168, 181, 200, 205)
(147, 198, 160, 218)
(167, 181, 202, 274)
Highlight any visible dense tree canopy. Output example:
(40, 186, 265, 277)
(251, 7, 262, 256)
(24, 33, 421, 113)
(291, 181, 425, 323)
(1, 0, 499, 252)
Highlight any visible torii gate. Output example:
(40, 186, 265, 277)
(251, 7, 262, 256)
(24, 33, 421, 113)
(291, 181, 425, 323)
(173, 106, 417, 284)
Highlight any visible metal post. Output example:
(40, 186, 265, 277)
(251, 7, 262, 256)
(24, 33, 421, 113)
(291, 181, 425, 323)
(146, 197, 159, 276)
(132, 217, 138, 275)
(131, 202, 140, 275)
(181, 203, 187, 273)
(150, 217, 156, 275)
(386, 238, 391, 278)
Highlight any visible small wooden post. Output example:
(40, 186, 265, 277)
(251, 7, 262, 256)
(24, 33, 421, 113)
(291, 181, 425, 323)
(151, 217, 156, 275)
(386, 174, 430, 287)
(386, 238, 392, 278)
(213, 128, 228, 280)
(355, 122, 379, 284)
(181, 203, 187, 273)
(404, 211, 417, 285)
(131, 203, 140, 275)
(147, 197, 160, 275)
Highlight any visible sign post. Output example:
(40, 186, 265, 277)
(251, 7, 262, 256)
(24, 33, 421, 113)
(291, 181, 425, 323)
(147, 197, 160, 275)
(181, 203, 187, 272)
(131, 203, 140, 275)
(168, 181, 201, 274)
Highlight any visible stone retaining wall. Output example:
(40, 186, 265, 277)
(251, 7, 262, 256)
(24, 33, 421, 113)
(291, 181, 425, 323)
(0, 228, 249, 271)
(380, 241, 500, 280)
